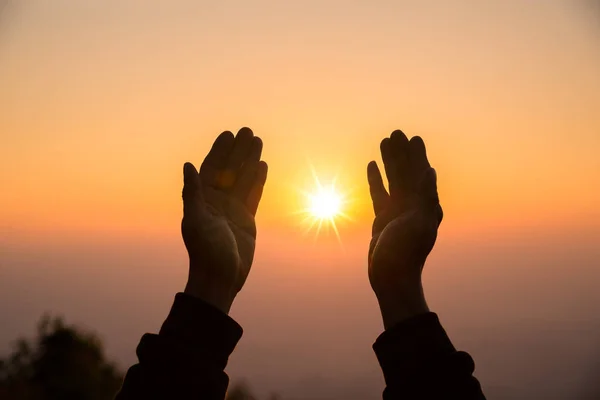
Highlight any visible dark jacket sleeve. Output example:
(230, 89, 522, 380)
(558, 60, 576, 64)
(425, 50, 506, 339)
(373, 312, 486, 399)
(115, 293, 242, 400)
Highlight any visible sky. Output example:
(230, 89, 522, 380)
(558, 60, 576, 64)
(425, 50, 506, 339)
(1, 1, 600, 399)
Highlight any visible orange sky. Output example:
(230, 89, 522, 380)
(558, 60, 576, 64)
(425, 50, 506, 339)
(1, 0, 599, 247)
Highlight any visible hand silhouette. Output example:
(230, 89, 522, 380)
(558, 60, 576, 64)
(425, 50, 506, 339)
(367, 130, 443, 329)
(181, 128, 267, 313)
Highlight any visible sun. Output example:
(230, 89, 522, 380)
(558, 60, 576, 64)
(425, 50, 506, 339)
(309, 187, 342, 219)
(297, 166, 352, 242)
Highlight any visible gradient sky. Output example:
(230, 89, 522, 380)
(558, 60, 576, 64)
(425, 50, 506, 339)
(1, 1, 600, 399)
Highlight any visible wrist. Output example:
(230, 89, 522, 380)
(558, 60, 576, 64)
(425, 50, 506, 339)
(184, 276, 236, 315)
(376, 282, 430, 330)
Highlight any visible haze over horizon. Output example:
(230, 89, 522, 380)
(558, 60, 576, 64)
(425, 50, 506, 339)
(1, 1, 599, 399)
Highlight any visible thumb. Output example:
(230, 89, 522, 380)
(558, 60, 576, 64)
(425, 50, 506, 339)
(182, 162, 204, 215)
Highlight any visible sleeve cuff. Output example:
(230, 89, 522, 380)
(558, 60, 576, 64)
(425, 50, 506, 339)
(158, 293, 243, 370)
(373, 312, 456, 385)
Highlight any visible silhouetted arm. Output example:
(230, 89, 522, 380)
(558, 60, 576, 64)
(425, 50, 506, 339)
(374, 312, 485, 399)
(115, 293, 242, 400)
(115, 130, 267, 399)
(366, 130, 486, 399)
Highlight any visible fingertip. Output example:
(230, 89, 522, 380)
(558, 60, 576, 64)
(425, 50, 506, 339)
(380, 138, 393, 161)
(367, 160, 388, 214)
(183, 162, 197, 177)
(367, 160, 379, 177)
(390, 129, 408, 144)
(182, 163, 200, 202)
(252, 136, 263, 154)
(201, 133, 235, 178)
(409, 135, 425, 145)
(380, 137, 391, 152)
(367, 161, 384, 185)
(237, 127, 254, 138)
(256, 160, 268, 184)
(218, 130, 234, 140)
(409, 135, 427, 154)
(215, 131, 235, 149)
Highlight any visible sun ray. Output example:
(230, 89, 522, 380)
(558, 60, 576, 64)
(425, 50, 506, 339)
(337, 211, 353, 222)
(329, 217, 342, 244)
(309, 163, 323, 190)
(301, 213, 319, 236)
(315, 218, 324, 239)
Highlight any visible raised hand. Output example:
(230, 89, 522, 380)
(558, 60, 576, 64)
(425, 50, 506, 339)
(181, 128, 268, 314)
(367, 130, 443, 329)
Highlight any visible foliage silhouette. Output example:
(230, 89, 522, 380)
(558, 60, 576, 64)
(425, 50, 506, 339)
(0, 314, 123, 400)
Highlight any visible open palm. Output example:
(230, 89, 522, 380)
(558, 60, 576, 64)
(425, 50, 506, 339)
(182, 128, 267, 307)
(367, 130, 443, 300)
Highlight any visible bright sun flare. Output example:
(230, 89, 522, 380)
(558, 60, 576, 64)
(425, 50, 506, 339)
(297, 166, 352, 242)
(309, 187, 342, 219)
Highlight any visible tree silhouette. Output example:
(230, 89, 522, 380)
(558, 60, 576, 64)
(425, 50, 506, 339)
(0, 314, 123, 400)
(226, 381, 281, 400)
(226, 381, 258, 400)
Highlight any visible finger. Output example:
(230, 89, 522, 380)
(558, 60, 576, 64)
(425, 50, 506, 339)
(367, 161, 389, 215)
(419, 167, 440, 209)
(232, 137, 263, 200)
(390, 130, 410, 190)
(227, 127, 255, 172)
(182, 162, 203, 216)
(408, 136, 430, 173)
(200, 131, 235, 186)
(246, 161, 268, 216)
(380, 138, 398, 193)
